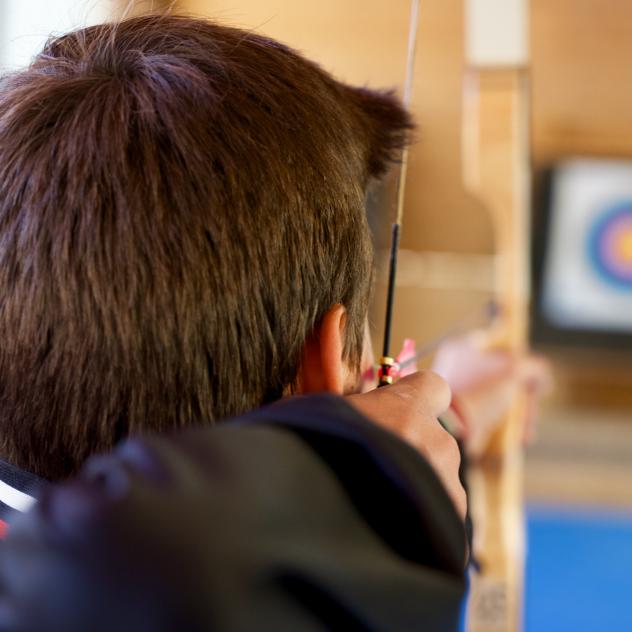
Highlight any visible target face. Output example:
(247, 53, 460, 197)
(588, 204, 632, 290)
(540, 160, 632, 334)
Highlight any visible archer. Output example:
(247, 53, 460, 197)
(0, 14, 549, 630)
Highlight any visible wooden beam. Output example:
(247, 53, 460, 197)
(463, 68, 530, 632)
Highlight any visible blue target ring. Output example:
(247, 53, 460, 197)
(587, 203, 632, 291)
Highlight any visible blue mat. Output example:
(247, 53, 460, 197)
(526, 505, 632, 632)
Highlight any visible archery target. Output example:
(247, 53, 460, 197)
(541, 159, 632, 333)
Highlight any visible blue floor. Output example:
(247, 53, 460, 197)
(526, 505, 632, 632)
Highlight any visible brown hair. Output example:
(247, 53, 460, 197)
(0, 15, 411, 479)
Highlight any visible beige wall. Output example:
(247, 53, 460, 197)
(531, 0, 632, 162)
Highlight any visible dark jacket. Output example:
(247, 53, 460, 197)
(0, 394, 467, 631)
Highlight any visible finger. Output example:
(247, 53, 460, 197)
(389, 370, 452, 418)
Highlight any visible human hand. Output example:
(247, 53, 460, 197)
(346, 371, 466, 521)
(432, 332, 553, 458)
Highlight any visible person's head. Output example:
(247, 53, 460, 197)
(0, 15, 411, 479)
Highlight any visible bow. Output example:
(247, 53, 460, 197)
(378, 2, 531, 630)
(378, 0, 421, 387)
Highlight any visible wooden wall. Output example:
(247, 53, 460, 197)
(531, 0, 632, 162)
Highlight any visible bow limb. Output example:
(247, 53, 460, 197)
(462, 1, 531, 631)
(378, 0, 422, 386)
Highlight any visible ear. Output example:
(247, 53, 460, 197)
(298, 304, 347, 395)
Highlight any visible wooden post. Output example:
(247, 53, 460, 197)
(463, 2, 531, 631)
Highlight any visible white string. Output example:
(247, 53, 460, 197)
(394, 0, 422, 226)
